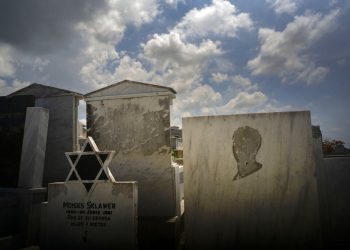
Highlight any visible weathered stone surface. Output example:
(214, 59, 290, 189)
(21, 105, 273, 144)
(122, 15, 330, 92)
(18, 107, 49, 188)
(183, 111, 321, 249)
(43, 137, 138, 249)
(86, 81, 178, 217)
(0, 95, 35, 187)
(45, 182, 137, 249)
(35, 95, 80, 185)
(9, 83, 83, 186)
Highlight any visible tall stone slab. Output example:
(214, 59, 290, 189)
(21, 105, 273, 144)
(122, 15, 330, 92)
(183, 111, 321, 249)
(9, 83, 84, 186)
(18, 107, 49, 188)
(0, 95, 35, 187)
(43, 137, 138, 249)
(85, 80, 178, 217)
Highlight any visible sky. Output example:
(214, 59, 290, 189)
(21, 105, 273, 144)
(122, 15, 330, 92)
(0, 0, 349, 145)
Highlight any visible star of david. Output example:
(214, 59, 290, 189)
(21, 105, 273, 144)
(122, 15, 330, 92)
(65, 136, 115, 193)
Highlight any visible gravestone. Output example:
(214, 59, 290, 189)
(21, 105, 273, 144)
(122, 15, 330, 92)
(0, 95, 35, 187)
(18, 107, 49, 188)
(85, 80, 179, 217)
(43, 137, 137, 249)
(183, 111, 321, 249)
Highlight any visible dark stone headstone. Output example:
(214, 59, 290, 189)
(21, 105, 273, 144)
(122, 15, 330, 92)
(0, 95, 35, 187)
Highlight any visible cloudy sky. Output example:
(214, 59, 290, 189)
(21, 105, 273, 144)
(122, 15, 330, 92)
(0, 0, 349, 145)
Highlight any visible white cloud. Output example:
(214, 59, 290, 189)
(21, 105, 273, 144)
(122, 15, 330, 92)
(0, 43, 16, 77)
(78, 0, 160, 88)
(32, 58, 50, 73)
(219, 91, 268, 113)
(180, 84, 222, 110)
(165, 0, 186, 8)
(267, 0, 299, 15)
(109, 0, 159, 27)
(81, 54, 154, 88)
(232, 75, 253, 88)
(295, 65, 329, 85)
(142, 32, 222, 71)
(174, 0, 253, 38)
(211, 72, 229, 83)
(248, 9, 339, 84)
(0, 79, 30, 96)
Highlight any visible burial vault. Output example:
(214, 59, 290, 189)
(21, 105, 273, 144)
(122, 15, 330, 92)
(9, 83, 84, 186)
(85, 80, 179, 217)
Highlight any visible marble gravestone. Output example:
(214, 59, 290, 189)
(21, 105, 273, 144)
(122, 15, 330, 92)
(43, 137, 137, 249)
(183, 111, 321, 249)
(18, 107, 49, 188)
(85, 80, 179, 217)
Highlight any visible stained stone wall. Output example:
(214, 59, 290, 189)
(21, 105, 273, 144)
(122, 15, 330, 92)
(35, 95, 79, 185)
(183, 111, 321, 249)
(87, 95, 177, 217)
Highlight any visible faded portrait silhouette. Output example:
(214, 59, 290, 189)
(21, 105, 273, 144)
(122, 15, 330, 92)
(232, 126, 262, 181)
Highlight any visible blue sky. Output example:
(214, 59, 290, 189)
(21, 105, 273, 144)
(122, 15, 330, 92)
(0, 0, 349, 145)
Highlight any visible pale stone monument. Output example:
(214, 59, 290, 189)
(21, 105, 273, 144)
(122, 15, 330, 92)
(18, 107, 49, 188)
(85, 80, 182, 247)
(9, 83, 84, 186)
(183, 111, 321, 249)
(42, 137, 137, 249)
(85, 80, 179, 217)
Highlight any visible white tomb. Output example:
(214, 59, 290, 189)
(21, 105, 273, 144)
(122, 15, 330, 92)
(183, 111, 321, 249)
(43, 137, 137, 249)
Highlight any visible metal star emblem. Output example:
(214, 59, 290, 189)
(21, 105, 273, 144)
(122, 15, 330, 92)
(65, 136, 115, 193)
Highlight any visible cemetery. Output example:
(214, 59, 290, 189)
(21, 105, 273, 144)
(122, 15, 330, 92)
(0, 80, 349, 249)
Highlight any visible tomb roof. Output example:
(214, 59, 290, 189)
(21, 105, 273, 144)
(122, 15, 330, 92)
(8, 83, 84, 99)
(85, 80, 176, 99)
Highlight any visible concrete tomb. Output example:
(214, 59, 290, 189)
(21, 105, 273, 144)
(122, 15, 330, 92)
(43, 137, 137, 249)
(85, 80, 179, 217)
(183, 111, 321, 249)
(9, 83, 84, 186)
(18, 107, 49, 188)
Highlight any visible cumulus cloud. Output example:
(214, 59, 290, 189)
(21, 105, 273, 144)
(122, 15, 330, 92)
(0, 43, 15, 77)
(220, 91, 267, 113)
(165, 0, 186, 8)
(267, 0, 299, 15)
(0, 79, 30, 95)
(211, 72, 229, 83)
(142, 32, 222, 71)
(174, 0, 253, 38)
(232, 75, 258, 90)
(78, 0, 160, 89)
(248, 9, 339, 84)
